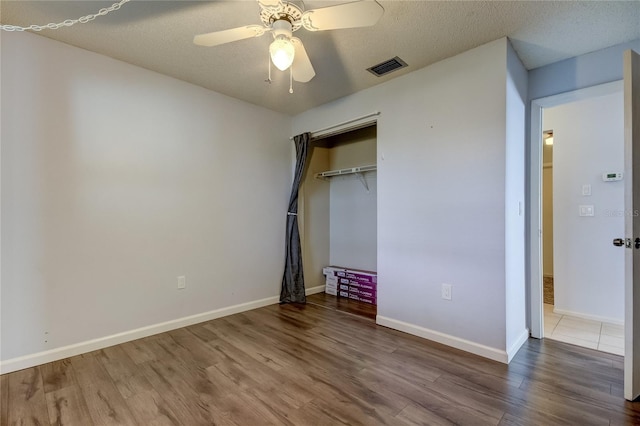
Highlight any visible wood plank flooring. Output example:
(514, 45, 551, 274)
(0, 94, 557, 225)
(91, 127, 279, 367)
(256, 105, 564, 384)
(2, 294, 640, 425)
(307, 292, 377, 320)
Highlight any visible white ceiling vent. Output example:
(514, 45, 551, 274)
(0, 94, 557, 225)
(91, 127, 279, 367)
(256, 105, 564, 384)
(367, 56, 408, 77)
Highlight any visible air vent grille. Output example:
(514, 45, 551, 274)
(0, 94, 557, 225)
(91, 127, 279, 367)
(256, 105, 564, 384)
(367, 56, 408, 77)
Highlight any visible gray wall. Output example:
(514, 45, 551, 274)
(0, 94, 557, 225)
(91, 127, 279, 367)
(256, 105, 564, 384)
(294, 38, 528, 362)
(1, 32, 292, 365)
(529, 40, 640, 100)
(328, 130, 377, 272)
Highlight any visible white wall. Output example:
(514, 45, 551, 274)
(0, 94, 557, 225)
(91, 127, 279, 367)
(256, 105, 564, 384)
(505, 42, 528, 356)
(293, 38, 527, 361)
(329, 173, 377, 272)
(544, 91, 625, 323)
(329, 132, 377, 272)
(1, 32, 292, 365)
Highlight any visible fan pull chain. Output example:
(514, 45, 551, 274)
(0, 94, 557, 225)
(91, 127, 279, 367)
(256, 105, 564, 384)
(289, 67, 294, 94)
(266, 51, 272, 84)
(0, 0, 130, 31)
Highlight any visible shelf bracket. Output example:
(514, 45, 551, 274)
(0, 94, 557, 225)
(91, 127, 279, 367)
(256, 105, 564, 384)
(356, 172, 369, 192)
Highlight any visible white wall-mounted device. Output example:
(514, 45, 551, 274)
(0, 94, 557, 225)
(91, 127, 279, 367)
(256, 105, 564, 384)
(602, 172, 623, 182)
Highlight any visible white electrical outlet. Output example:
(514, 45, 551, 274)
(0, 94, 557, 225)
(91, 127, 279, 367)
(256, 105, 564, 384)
(178, 275, 186, 289)
(441, 283, 452, 301)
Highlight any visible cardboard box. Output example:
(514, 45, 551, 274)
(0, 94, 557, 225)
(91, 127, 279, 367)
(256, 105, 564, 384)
(344, 294, 374, 304)
(324, 266, 377, 303)
(340, 280, 376, 291)
(347, 290, 376, 302)
(357, 296, 376, 305)
(326, 275, 338, 285)
(323, 266, 346, 276)
(340, 283, 376, 293)
(348, 287, 376, 299)
(336, 270, 377, 284)
(324, 266, 376, 277)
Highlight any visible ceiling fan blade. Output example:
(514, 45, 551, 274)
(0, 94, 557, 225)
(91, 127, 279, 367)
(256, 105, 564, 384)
(193, 25, 266, 47)
(301, 1, 384, 32)
(291, 38, 315, 83)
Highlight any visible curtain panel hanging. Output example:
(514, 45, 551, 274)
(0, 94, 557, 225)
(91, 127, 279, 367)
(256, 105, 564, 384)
(280, 132, 311, 303)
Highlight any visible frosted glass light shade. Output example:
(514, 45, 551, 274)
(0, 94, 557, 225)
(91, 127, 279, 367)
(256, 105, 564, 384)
(270, 36, 295, 71)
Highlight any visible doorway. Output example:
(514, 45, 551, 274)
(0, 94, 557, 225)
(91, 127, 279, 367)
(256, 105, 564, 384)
(541, 129, 554, 309)
(531, 81, 625, 351)
(299, 124, 378, 320)
(540, 100, 625, 355)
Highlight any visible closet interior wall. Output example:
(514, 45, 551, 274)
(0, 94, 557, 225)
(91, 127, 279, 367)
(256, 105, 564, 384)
(300, 126, 377, 289)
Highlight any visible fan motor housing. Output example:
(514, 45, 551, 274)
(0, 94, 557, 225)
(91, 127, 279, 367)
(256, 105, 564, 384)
(260, 2, 303, 32)
(272, 19, 293, 38)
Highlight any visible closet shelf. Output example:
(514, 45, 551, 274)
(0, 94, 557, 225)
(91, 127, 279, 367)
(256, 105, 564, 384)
(315, 164, 376, 192)
(314, 164, 377, 180)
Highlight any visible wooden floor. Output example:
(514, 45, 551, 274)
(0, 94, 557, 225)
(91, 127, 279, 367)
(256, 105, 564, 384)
(2, 295, 640, 425)
(307, 292, 377, 320)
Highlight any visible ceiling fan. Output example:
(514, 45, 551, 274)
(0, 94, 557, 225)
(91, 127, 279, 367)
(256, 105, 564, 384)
(193, 0, 384, 92)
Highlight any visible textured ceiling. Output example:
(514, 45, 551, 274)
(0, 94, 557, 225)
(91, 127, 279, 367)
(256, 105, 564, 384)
(2, 0, 640, 115)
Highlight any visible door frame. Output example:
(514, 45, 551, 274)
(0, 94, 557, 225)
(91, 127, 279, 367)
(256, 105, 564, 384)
(528, 80, 623, 339)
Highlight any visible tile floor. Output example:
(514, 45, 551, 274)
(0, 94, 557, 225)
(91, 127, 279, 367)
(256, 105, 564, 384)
(544, 303, 624, 356)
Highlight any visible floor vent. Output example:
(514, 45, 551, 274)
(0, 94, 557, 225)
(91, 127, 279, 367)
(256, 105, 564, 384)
(366, 56, 408, 77)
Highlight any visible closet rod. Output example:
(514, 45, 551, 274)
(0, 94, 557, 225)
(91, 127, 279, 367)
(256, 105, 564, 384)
(289, 111, 380, 140)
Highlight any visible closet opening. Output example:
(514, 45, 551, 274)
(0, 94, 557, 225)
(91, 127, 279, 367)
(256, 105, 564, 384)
(300, 124, 377, 320)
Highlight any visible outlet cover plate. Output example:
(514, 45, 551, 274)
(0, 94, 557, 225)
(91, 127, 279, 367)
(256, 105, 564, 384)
(441, 283, 452, 300)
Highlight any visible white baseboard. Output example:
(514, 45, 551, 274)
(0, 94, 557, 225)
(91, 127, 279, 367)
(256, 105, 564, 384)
(552, 307, 624, 326)
(376, 315, 510, 364)
(306, 285, 325, 295)
(507, 328, 530, 363)
(1, 285, 326, 375)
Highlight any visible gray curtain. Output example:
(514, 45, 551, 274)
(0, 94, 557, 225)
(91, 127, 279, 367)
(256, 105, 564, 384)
(280, 132, 311, 303)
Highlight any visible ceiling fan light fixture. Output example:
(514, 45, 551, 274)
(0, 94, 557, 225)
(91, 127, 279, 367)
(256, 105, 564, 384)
(270, 35, 295, 71)
(194, 0, 386, 86)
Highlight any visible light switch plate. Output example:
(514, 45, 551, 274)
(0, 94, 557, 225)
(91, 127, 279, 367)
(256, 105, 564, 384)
(582, 184, 591, 196)
(579, 205, 594, 217)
